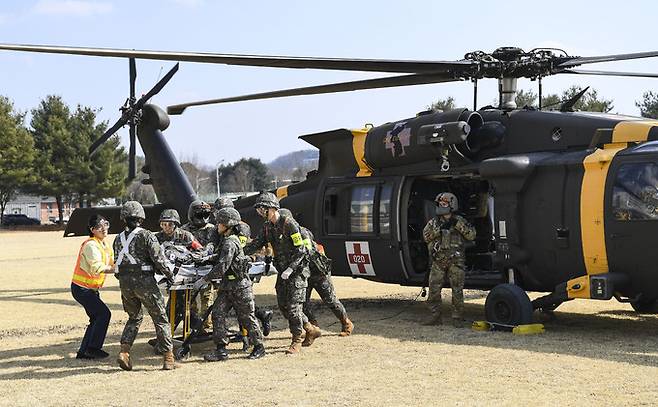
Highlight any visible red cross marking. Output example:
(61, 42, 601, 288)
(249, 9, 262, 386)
(348, 243, 371, 274)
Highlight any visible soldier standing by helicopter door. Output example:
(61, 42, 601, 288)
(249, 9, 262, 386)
(423, 193, 476, 327)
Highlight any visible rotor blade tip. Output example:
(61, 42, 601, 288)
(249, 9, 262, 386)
(167, 106, 185, 115)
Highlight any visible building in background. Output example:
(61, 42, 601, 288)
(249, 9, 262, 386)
(3, 194, 79, 224)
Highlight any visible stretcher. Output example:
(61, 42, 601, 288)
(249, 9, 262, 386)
(154, 250, 276, 359)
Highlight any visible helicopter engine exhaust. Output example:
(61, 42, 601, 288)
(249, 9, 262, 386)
(364, 108, 489, 170)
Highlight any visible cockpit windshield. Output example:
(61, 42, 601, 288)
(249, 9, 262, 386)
(612, 162, 658, 221)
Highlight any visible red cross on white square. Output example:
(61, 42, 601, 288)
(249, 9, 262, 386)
(345, 241, 375, 276)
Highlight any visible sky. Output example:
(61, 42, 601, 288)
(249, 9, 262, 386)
(1, 0, 658, 167)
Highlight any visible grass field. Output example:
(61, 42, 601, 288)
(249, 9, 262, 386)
(0, 230, 657, 406)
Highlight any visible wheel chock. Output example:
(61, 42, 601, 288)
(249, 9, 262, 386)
(472, 321, 545, 334)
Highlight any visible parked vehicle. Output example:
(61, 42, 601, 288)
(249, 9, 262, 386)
(2, 214, 41, 226)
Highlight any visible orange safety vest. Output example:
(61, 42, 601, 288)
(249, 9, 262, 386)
(71, 238, 112, 289)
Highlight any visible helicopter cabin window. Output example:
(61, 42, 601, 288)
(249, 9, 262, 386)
(324, 185, 350, 234)
(350, 185, 376, 233)
(612, 162, 658, 221)
(379, 183, 393, 235)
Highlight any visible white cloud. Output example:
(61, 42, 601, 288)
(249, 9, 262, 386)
(33, 0, 113, 17)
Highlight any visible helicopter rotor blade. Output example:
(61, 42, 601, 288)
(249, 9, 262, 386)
(559, 50, 658, 68)
(0, 43, 475, 74)
(129, 57, 136, 100)
(558, 69, 658, 79)
(134, 62, 179, 110)
(89, 116, 127, 155)
(167, 72, 461, 115)
(128, 124, 136, 179)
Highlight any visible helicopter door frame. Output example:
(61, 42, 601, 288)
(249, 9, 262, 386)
(318, 177, 408, 282)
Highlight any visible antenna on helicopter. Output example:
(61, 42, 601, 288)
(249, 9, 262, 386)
(88, 59, 179, 179)
(559, 86, 590, 112)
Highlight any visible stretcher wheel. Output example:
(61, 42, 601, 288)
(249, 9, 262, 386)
(175, 344, 191, 360)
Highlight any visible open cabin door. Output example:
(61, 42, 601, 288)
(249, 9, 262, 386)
(400, 176, 497, 287)
(318, 177, 405, 283)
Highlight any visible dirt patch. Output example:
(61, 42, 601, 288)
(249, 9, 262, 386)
(1, 231, 657, 406)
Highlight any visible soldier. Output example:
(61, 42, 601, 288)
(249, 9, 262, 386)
(244, 192, 321, 354)
(278, 208, 354, 339)
(212, 197, 273, 336)
(181, 200, 218, 332)
(194, 208, 266, 361)
(422, 192, 476, 328)
(155, 208, 202, 249)
(113, 201, 177, 370)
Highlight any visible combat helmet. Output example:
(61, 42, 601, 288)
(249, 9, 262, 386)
(435, 192, 458, 215)
(253, 192, 280, 209)
(159, 209, 181, 225)
(188, 199, 212, 226)
(278, 208, 293, 218)
(121, 201, 145, 220)
(213, 196, 234, 210)
(216, 207, 241, 227)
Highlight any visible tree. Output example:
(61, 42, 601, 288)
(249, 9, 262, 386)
(0, 96, 36, 224)
(217, 158, 272, 193)
(636, 91, 658, 119)
(427, 96, 456, 111)
(30, 96, 128, 222)
(515, 89, 537, 108)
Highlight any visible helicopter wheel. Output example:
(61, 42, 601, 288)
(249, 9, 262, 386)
(630, 298, 658, 314)
(485, 283, 533, 325)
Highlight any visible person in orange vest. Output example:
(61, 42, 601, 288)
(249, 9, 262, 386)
(70, 214, 115, 359)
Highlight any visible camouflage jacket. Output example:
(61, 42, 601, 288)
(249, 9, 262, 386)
(300, 226, 332, 276)
(155, 227, 196, 247)
(181, 222, 220, 253)
(244, 214, 308, 274)
(423, 215, 476, 261)
(205, 234, 251, 289)
(113, 227, 173, 280)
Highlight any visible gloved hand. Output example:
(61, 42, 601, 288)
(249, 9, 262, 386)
(165, 276, 175, 289)
(440, 217, 456, 230)
(192, 278, 208, 292)
(280, 267, 293, 280)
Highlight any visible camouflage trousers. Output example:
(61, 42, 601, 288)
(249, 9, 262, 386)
(191, 284, 214, 331)
(212, 285, 263, 347)
(275, 274, 309, 337)
(118, 273, 173, 352)
(303, 271, 347, 322)
(427, 259, 465, 319)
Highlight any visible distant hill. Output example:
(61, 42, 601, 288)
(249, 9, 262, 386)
(268, 149, 319, 181)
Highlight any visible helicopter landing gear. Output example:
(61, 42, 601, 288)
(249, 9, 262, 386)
(485, 283, 533, 326)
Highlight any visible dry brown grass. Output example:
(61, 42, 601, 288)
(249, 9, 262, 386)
(1, 231, 657, 406)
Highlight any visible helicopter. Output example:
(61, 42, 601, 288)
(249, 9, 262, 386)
(3, 43, 658, 326)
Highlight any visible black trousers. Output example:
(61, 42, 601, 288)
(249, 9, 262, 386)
(71, 283, 111, 352)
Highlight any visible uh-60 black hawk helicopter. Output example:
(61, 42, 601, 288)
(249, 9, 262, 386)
(4, 43, 658, 326)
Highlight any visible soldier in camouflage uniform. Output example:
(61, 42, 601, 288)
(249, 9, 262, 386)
(155, 209, 202, 249)
(422, 192, 476, 328)
(244, 192, 322, 354)
(181, 200, 219, 331)
(211, 197, 273, 336)
(278, 208, 354, 339)
(113, 201, 177, 371)
(196, 208, 266, 361)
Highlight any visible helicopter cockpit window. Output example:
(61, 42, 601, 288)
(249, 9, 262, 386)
(350, 185, 376, 233)
(612, 163, 658, 221)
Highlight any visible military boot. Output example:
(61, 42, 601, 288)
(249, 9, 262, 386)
(286, 335, 303, 354)
(423, 314, 443, 326)
(248, 344, 266, 360)
(163, 351, 177, 370)
(256, 309, 273, 337)
(301, 322, 322, 347)
(339, 317, 353, 336)
(117, 344, 132, 371)
(204, 345, 229, 362)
